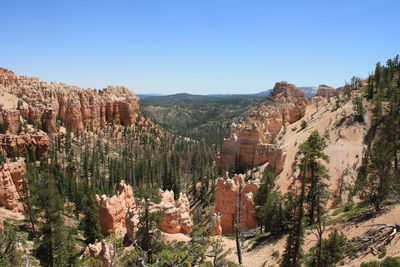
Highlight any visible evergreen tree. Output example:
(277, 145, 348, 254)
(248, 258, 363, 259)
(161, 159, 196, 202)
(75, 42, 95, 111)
(135, 187, 163, 264)
(33, 172, 76, 267)
(79, 188, 104, 244)
(282, 131, 330, 267)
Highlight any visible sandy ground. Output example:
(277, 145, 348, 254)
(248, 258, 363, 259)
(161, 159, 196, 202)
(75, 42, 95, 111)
(221, 204, 400, 267)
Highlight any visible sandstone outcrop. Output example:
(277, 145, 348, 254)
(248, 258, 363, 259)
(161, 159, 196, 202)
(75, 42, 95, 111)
(156, 190, 193, 235)
(98, 181, 193, 239)
(214, 175, 259, 234)
(270, 81, 305, 98)
(0, 159, 26, 212)
(0, 68, 140, 133)
(96, 181, 135, 236)
(81, 240, 114, 267)
(0, 131, 50, 158)
(125, 190, 193, 240)
(216, 82, 308, 173)
(316, 84, 336, 97)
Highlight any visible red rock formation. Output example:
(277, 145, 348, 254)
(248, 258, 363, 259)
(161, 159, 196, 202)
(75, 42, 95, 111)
(214, 175, 259, 234)
(316, 84, 336, 97)
(125, 205, 140, 241)
(98, 181, 193, 239)
(81, 240, 114, 267)
(96, 180, 135, 236)
(125, 189, 193, 241)
(270, 81, 305, 98)
(0, 68, 140, 133)
(216, 82, 308, 173)
(0, 131, 50, 158)
(156, 190, 193, 235)
(0, 68, 18, 86)
(0, 159, 26, 212)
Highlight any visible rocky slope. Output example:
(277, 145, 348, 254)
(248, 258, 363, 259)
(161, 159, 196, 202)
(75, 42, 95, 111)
(216, 82, 308, 173)
(214, 85, 370, 235)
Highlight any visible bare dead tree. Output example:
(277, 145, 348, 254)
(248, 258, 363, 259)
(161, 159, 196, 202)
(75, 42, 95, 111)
(348, 223, 400, 257)
(234, 178, 243, 265)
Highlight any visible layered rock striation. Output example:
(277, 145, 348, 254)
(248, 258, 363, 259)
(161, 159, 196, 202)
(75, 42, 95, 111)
(216, 82, 308, 173)
(214, 175, 259, 234)
(0, 68, 140, 133)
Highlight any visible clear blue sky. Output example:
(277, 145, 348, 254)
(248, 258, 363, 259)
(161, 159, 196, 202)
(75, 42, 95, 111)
(0, 0, 399, 95)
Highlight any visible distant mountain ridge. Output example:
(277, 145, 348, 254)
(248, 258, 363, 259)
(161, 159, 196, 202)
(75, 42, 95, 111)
(138, 86, 318, 100)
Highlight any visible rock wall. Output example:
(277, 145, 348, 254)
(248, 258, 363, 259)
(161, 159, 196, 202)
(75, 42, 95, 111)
(216, 82, 308, 173)
(0, 68, 140, 133)
(316, 84, 336, 97)
(0, 159, 26, 212)
(214, 175, 259, 234)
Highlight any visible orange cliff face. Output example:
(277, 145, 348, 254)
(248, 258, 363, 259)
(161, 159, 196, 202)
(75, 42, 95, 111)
(214, 175, 259, 234)
(0, 68, 140, 133)
(0, 159, 26, 212)
(216, 82, 308, 173)
(96, 181, 193, 239)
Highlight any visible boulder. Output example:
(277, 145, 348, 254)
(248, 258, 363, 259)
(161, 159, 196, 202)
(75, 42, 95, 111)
(0, 218, 4, 233)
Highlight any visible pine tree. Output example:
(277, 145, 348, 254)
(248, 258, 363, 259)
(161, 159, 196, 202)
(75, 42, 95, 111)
(136, 187, 163, 264)
(282, 131, 329, 266)
(79, 188, 103, 244)
(34, 172, 76, 267)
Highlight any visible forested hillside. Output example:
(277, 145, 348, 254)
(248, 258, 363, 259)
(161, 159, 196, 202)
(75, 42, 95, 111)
(0, 56, 399, 267)
(141, 93, 264, 145)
